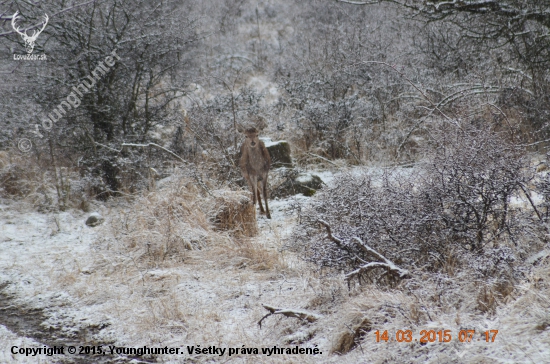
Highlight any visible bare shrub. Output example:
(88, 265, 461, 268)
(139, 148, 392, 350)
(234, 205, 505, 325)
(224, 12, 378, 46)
(0, 158, 38, 198)
(290, 122, 531, 284)
(0, 151, 60, 210)
(421, 123, 530, 252)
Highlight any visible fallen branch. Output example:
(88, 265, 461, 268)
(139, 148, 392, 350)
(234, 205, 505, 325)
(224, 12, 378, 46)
(317, 220, 410, 284)
(258, 304, 321, 328)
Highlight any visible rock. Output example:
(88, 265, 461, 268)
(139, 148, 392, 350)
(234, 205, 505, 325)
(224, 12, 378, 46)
(272, 170, 324, 198)
(261, 138, 293, 168)
(86, 212, 104, 227)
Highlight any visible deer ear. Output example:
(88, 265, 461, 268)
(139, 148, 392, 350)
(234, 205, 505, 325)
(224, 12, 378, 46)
(236, 123, 244, 133)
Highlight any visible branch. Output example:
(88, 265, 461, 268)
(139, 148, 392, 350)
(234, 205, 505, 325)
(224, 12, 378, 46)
(337, 0, 379, 4)
(338, 0, 550, 31)
(306, 152, 339, 166)
(361, 61, 457, 125)
(0, 0, 98, 37)
(121, 143, 186, 163)
(519, 183, 542, 222)
(95, 142, 185, 163)
(94, 142, 212, 195)
(317, 220, 410, 283)
(317, 219, 344, 246)
(258, 304, 321, 328)
(346, 237, 410, 281)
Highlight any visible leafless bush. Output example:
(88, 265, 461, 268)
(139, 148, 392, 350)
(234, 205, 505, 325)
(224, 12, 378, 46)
(181, 89, 265, 186)
(421, 123, 531, 252)
(0, 151, 63, 211)
(290, 122, 532, 284)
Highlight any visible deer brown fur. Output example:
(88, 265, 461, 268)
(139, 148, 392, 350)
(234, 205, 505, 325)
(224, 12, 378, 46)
(239, 126, 271, 219)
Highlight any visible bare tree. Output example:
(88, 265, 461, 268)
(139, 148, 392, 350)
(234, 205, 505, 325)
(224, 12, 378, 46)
(4, 0, 202, 197)
(337, 0, 550, 142)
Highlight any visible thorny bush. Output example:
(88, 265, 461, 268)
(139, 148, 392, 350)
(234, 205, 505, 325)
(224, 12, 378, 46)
(290, 123, 534, 283)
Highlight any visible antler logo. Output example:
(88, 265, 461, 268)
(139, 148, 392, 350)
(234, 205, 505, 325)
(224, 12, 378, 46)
(11, 11, 49, 54)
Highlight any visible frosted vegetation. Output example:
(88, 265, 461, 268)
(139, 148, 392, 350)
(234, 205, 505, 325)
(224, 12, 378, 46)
(1, 0, 550, 362)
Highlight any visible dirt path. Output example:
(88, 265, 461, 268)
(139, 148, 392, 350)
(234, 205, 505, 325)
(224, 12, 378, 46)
(0, 282, 130, 363)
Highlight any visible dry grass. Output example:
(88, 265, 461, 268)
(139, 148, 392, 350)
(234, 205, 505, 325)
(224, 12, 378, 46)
(331, 314, 372, 355)
(0, 151, 45, 200)
(213, 189, 257, 237)
(223, 239, 282, 271)
(110, 176, 216, 268)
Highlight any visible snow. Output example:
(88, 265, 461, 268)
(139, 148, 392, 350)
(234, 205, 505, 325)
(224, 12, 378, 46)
(295, 174, 313, 184)
(0, 165, 549, 363)
(0, 194, 325, 362)
(260, 137, 287, 148)
(0, 325, 54, 364)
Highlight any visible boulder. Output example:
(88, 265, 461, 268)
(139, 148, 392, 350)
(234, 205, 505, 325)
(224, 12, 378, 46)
(271, 170, 324, 198)
(86, 212, 104, 227)
(261, 138, 292, 168)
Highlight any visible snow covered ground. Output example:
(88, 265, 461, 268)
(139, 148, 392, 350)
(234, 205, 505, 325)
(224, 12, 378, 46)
(0, 189, 327, 363)
(0, 167, 549, 363)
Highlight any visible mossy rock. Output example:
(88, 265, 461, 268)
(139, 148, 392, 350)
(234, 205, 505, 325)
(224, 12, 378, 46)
(86, 212, 104, 227)
(262, 138, 293, 168)
(272, 171, 324, 198)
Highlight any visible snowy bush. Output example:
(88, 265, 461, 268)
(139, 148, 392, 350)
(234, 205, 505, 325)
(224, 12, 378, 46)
(290, 123, 532, 283)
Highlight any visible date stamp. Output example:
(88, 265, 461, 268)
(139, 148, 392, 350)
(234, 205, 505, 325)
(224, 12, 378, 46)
(375, 329, 498, 343)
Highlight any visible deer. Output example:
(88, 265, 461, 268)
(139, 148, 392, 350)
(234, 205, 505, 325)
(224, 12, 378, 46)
(11, 12, 49, 54)
(239, 125, 271, 219)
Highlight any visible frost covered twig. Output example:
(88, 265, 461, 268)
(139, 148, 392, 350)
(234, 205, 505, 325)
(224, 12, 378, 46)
(258, 304, 321, 328)
(346, 237, 410, 282)
(306, 152, 339, 166)
(317, 220, 343, 246)
(317, 219, 410, 283)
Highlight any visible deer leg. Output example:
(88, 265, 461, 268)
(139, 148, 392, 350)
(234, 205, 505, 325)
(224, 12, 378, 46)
(263, 175, 271, 219)
(247, 177, 257, 206)
(257, 186, 265, 214)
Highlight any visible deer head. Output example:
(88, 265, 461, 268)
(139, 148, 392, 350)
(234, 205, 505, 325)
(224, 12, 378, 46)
(241, 126, 261, 149)
(12, 12, 49, 54)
